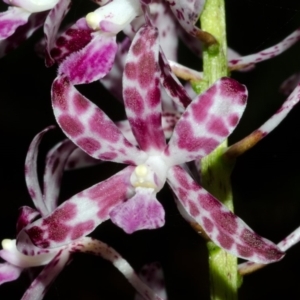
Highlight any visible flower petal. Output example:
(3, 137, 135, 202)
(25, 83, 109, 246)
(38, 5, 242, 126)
(20, 249, 70, 300)
(64, 147, 101, 170)
(24, 126, 55, 216)
(44, 0, 71, 66)
(239, 225, 300, 274)
(229, 28, 300, 70)
(0, 7, 30, 40)
(164, 78, 247, 165)
(0, 263, 22, 285)
(58, 31, 118, 84)
(52, 75, 147, 164)
(0, 239, 56, 268)
(110, 187, 165, 233)
(101, 37, 131, 102)
(253, 82, 300, 139)
(5, 0, 59, 13)
(164, 0, 205, 37)
(167, 166, 284, 263)
(0, 11, 46, 57)
(48, 18, 93, 65)
(20, 166, 135, 249)
(43, 139, 77, 213)
(159, 50, 192, 108)
(150, 1, 177, 61)
(16, 206, 40, 234)
(123, 24, 166, 153)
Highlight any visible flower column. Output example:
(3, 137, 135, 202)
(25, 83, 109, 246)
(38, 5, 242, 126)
(198, 0, 240, 299)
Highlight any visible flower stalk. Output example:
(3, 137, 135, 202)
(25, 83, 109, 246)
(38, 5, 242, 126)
(199, 0, 240, 299)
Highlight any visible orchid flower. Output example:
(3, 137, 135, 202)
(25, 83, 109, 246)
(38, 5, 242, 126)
(12, 23, 284, 266)
(0, 127, 163, 300)
(0, 127, 76, 294)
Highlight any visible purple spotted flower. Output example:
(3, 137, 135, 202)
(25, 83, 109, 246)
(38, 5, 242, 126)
(14, 23, 285, 265)
(0, 127, 163, 300)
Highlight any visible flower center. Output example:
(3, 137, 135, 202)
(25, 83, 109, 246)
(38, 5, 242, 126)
(130, 156, 169, 193)
(130, 164, 157, 190)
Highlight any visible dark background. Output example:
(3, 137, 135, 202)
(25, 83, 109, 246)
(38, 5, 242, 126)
(1, 0, 300, 299)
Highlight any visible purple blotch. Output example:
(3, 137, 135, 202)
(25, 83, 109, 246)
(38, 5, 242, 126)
(77, 137, 101, 155)
(59, 115, 84, 137)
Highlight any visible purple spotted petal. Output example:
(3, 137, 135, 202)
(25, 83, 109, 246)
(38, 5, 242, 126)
(110, 187, 165, 234)
(65, 147, 101, 170)
(0, 11, 46, 57)
(58, 31, 118, 84)
(21, 249, 70, 300)
(101, 37, 131, 102)
(16, 206, 40, 234)
(151, 1, 177, 61)
(164, 0, 205, 37)
(44, 0, 71, 67)
(159, 49, 192, 108)
(116, 120, 138, 145)
(164, 78, 247, 165)
(43, 139, 77, 213)
(0, 7, 30, 40)
(24, 126, 55, 216)
(123, 25, 166, 153)
(0, 263, 22, 285)
(245, 83, 300, 143)
(52, 75, 147, 164)
(239, 226, 300, 273)
(20, 166, 135, 250)
(161, 111, 181, 139)
(280, 72, 300, 96)
(229, 28, 300, 70)
(135, 262, 167, 300)
(116, 111, 181, 144)
(49, 17, 93, 65)
(167, 166, 284, 263)
(227, 48, 255, 72)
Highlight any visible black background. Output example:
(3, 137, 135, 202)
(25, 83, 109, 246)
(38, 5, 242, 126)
(1, 0, 300, 299)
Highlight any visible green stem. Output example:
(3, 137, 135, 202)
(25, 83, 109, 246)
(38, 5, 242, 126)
(198, 0, 241, 299)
